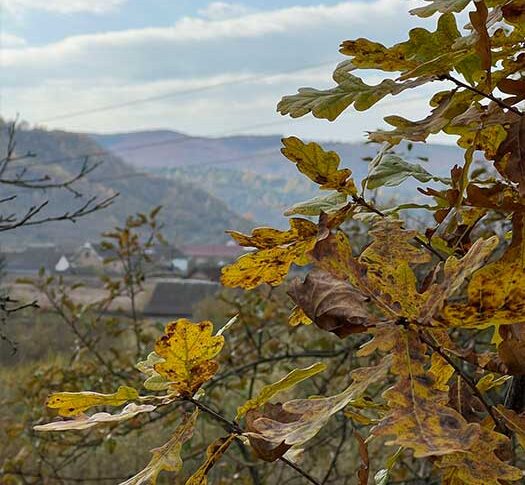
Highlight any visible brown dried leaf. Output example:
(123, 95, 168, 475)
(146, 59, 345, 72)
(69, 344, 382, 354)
(246, 356, 391, 447)
(495, 114, 525, 195)
(288, 270, 375, 338)
(245, 404, 298, 462)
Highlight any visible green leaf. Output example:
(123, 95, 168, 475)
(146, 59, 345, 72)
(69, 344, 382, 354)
(366, 154, 449, 189)
(284, 192, 347, 216)
(236, 362, 326, 419)
(136, 352, 170, 391)
(278, 61, 430, 121)
(410, 0, 471, 18)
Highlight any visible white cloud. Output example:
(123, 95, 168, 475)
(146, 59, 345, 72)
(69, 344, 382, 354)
(1, 33, 26, 47)
(197, 2, 253, 20)
(3, 0, 127, 14)
(1, 0, 444, 141)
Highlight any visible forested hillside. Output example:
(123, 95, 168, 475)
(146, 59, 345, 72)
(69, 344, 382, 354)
(93, 129, 465, 226)
(0, 124, 251, 248)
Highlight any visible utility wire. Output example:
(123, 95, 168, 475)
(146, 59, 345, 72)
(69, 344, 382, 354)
(38, 60, 338, 123)
(12, 92, 430, 171)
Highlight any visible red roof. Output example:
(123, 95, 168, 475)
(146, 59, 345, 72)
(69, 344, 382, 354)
(181, 244, 244, 258)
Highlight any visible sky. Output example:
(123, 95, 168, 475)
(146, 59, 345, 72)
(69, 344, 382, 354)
(0, 0, 459, 142)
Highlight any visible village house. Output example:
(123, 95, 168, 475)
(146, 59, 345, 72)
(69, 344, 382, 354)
(144, 278, 220, 319)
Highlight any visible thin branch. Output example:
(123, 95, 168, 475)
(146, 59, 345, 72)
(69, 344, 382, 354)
(440, 74, 523, 117)
(321, 419, 347, 484)
(187, 398, 322, 485)
(210, 347, 351, 386)
(0, 193, 118, 232)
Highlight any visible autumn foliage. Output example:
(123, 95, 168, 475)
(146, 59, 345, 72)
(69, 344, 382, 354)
(31, 1, 525, 484)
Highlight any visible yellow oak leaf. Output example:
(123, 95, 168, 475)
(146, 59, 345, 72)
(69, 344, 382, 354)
(288, 306, 313, 327)
(435, 427, 522, 484)
(280, 136, 357, 194)
(359, 219, 431, 318)
(442, 214, 525, 329)
(45, 386, 139, 417)
(154, 319, 224, 397)
(221, 219, 317, 290)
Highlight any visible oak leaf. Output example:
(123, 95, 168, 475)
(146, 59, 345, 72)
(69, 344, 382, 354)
(442, 215, 525, 329)
(288, 270, 375, 338)
(281, 136, 357, 194)
(45, 386, 139, 417)
(372, 329, 481, 457)
(278, 61, 431, 121)
(495, 114, 525, 195)
(120, 410, 198, 485)
(494, 405, 525, 449)
(136, 352, 170, 391)
(435, 427, 522, 484)
(221, 219, 317, 289)
(236, 362, 326, 419)
(185, 434, 236, 485)
(341, 13, 462, 76)
(245, 403, 298, 461)
(154, 319, 224, 397)
(409, 0, 471, 18)
(245, 356, 391, 447)
(359, 219, 431, 318)
(34, 403, 156, 432)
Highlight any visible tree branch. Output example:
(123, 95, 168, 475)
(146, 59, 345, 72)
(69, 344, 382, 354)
(440, 74, 523, 117)
(187, 397, 322, 485)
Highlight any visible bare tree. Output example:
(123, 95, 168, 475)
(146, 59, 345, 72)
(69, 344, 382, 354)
(0, 118, 117, 347)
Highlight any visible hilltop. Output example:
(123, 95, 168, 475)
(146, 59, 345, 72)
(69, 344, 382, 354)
(0, 125, 251, 248)
(92, 129, 464, 227)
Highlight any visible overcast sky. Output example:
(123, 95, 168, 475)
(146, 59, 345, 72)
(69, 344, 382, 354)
(1, 0, 461, 142)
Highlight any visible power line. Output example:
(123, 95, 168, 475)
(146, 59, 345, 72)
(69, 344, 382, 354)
(5, 118, 300, 171)
(38, 60, 338, 123)
(13, 92, 430, 171)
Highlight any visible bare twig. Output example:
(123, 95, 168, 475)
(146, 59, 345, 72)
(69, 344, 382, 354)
(440, 74, 523, 117)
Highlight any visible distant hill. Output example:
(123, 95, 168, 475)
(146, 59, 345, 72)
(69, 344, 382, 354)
(92, 129, 465, 227)
(0, 126, 251, 249)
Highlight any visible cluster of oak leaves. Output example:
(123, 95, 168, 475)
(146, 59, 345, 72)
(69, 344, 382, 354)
(34, 0, 525, 484)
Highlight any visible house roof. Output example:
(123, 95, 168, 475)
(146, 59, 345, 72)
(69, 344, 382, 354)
(180, 244, 243, 259)
(4, 246, 65, 273)
(144, 278, 219, 317)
